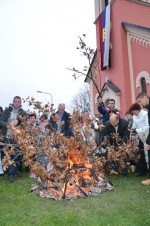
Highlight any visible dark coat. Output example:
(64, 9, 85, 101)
(56, 111, 72, 137)
(101, 117, 130, 146)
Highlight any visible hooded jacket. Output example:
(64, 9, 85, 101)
(0, 104, 26, 137)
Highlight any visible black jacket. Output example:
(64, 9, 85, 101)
(56, 111, 71, 137)
(101, 117, 130, 146)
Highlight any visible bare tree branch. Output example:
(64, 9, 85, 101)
(67, 35, 102, 98)
(70, 84, 90, 112)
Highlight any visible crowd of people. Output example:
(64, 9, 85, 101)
(0, 93, 150, 186)
(96, 93, 150, 185)
(0, 97, 72, 181)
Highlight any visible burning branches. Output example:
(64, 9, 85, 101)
(35, 146, 113, 200)
(1, 98, 139, 199)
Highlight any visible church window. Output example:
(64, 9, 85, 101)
(140, 77, 147, 94)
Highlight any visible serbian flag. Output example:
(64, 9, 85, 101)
(99, 4, 111, 71)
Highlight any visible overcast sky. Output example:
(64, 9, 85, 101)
(0, 0, 96, 112)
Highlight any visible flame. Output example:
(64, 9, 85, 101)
(60, 148, 93, 198)
(68, 148, 88, 166)
(69, 161, 74, 168)
(84, 162, 92, 169)
(45, 147, 105, 199)
(68, 148, 92, 168)
(61, 183, 65, 193)
(80, 169, 92, 181)
(61, 181, 79, 199)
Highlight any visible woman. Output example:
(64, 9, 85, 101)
(129, 103, 149, 177)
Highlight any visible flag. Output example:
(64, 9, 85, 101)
(99, 4, 111, 71)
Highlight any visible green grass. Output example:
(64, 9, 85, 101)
(0, 172, 150, 226)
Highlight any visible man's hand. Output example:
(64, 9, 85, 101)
(99, 124, 106, 131)
(98, 97, 103, 105)
(7, 118, 12, 129)
(6, 119, 18, 128)
(6, 123, 12, 129)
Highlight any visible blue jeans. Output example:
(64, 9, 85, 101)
(8, 153, 20, 177)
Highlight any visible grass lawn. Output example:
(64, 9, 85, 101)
(0, 172, 150, 226)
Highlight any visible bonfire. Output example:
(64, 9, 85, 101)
(1, 97, 139, 200)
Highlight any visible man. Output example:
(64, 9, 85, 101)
(0, 96, 26, 182)
(97, 97, 120, 125)
(136, 92, 150, 185)
(56, 103, 72, 137)
(101, 114, 130, 176)
(101, 114, 130, 146)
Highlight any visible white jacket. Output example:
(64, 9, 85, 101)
(132, 109, 149, 142)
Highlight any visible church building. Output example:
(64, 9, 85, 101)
(87, 0, 150, 117)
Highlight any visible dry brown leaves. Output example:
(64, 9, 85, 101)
(2, 145, 16, 170)
(1, 97, 139, 182)
(104, 135, 139, 174)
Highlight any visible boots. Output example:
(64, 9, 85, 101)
(141, 179, 150, 186)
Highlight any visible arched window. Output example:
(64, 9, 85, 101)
(136, 71, 150, 89)
(141, 77, 147, 94)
